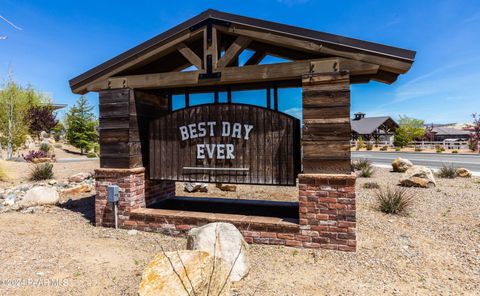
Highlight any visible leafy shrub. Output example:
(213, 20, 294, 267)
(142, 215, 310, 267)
(395, 147, 401, 152)
(435, 144, 445, 153)
(39, 143, 51, 153)
(353, 158, 371, 170)
(414, 147, 423, 152)
(23, 150, 48, 162)
(366, 143, 373, 151)
(380, 146, 388, 151)
(30, 163, 54, 181)
(437, 164, 456, 179)
(87, 152, 97, 158)
(363, 182, 380, 189)
(375, 187, 414, 215)
(452, 150, 458, 154)
(356, 136, 365, 151)
(359, 166, 374, 177)
(468, 139, 478, 152)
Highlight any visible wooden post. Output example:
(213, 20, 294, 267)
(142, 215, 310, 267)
(301, 73, 352, 173)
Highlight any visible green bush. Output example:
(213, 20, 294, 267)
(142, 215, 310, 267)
(437, 164, 456, 179)
(30, 163, 54, 181)
(86, 152, 98, 158)
(356, 136, 365, 151)
(468, 139, 478, 152)
(414, 147, 423, 152)
(380, 146, 388, 151)
(366, 143, 373, 151)
(435, 144, 445, 153)
(452, 150, 458, 154)
(353, 158, 371, 170)
(376, 187, 414, 215)
(359, 166, 374, 178)
(395, 147, 401, 152)
(363, 182, 380, 189)
(39, 143, 51, 153)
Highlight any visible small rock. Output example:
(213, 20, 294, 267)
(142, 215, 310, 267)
(216, 183, 237, 192)
(36, 271, 44, 276)
(392, 157, 413, 172)
(127, 229, 138, 236)
(68, 172, 92, 183)
(456, 168, 472, 178)
(184, 182, 208, 193)
(4, 194, 16, 206)
(61, 184, 92, 196)
(48, 179, 58, 185)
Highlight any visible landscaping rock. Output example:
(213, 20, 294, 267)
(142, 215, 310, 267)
(127, 229, 138, 236)
(399, 166, 436, 188)
(187, 222, 249, 282)
(456, 168, 472, 178)
(68, 172, 92, 183)
(138, 250, 231, 296)
(4, 194, 16, 206)
(216, 183, 237, 192)
(48, 179, 57, 185)
(61, 184, 92, 197)
(184, 182, 208, 193)
(21, 186, 60, 206)
(32, 157, 53, 164)
(392, 157, 413, 172)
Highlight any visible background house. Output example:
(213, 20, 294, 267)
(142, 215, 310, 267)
(351, 112, 399, 144)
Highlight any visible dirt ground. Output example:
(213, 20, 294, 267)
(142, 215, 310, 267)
(1, 167, 479, 295)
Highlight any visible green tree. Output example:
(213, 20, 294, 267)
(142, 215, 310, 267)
(65, 96, 98, 154)
(0, 78, 41, 158)
(393, 115, 425, 148)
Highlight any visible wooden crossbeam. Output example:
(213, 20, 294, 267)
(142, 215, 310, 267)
(87, 58, 379, 91)
(244, 50, 266, 66)
(176, 43, 203, 69)
(217, 36, 251, 68)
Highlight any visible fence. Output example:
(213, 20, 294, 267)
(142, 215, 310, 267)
(351, 140, 470, 150)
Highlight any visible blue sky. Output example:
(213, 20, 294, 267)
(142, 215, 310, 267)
(1, 0, 479, 123)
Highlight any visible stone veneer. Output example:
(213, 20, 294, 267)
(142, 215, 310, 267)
(94, 168, 356, 252)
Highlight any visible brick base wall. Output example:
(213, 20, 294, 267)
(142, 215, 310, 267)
(94, 168, 357, 252)
(94, 167, 174, 228)
(298, 173, 356, 251)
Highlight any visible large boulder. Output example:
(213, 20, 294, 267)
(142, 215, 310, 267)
(68, 172, 92, 183)
(456, 168, 472, 178)
(21, 186, 59, 206)
(187, 222, 249, 282)
(399, 166, 436, 188)
(138, 250, 231, 296)
(392, 157, 413, 172)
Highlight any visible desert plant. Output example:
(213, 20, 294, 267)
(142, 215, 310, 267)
(435, 144, 445, 153)
(29, 163, 54, 181)
(39, 143, 50, 153)
(23, 150, 48, 162)
(380, 145, 388, 151)
(395, 147, 401, 152)
(375, 187, 414, 215)
(468, 139, 478, 152)
(366, 143, 373, 151)
(359, 166, 374, 177)
(437, 164, 456, 179)
(86, 152, 97, 158)
(414, 147, 423, 152)
(452, 150, 458, 154)
(356, 136, 365, 151)
(353, 158, 371, 170)
(363, 181, 380, 189)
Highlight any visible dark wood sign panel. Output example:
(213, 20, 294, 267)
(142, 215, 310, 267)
(149, 104, 301, 185)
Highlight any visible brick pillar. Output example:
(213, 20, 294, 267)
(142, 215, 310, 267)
(298, 173, 356, 252)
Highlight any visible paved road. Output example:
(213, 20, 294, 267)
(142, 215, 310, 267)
(352, 151, 480, 173)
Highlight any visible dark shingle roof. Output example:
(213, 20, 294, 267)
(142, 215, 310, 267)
(432, 127, 470, 136)
(351, 116, 397, 134)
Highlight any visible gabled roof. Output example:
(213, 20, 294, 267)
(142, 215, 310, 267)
(351, 116, 398, 135)
(69, 9, 416, 94)
(432, 126, 471, 136)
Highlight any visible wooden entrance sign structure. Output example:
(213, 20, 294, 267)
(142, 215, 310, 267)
(70, 9, 415, 251)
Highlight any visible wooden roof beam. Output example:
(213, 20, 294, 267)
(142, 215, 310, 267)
(176, 43, 203, 70)
(244, 50, 266, 65)
(217, 36, 251, 68)
(87, 57, 379, 91)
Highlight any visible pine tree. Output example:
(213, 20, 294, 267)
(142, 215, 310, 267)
(65, 96, 98, 154)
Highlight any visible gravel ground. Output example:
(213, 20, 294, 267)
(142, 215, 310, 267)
(0, 168, 479, 295)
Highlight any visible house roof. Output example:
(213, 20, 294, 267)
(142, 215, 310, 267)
(69, 9, 416, 94)
(432, 126, 471, 136)
(351, 116, 398, 135)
